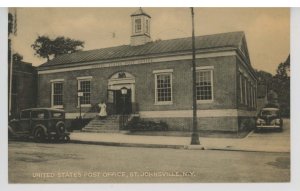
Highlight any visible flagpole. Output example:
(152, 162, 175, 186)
(190, 7, 200, 145)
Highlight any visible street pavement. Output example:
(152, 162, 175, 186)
(8, 141, 290, 183)
(70, 119, 290, 153)
(7, 119, 290, 183)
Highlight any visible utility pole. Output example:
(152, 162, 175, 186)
(190, 7, 200, 145)
(8, 8, 17, 118)
(9, 33, 13, 118)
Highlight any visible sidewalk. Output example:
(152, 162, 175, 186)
(70, 131, 290, 153)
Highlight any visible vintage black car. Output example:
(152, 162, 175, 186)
(8, 108, 70, 142)
(255, 107, 283, 132)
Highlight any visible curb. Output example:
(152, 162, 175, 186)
(244, 130, 255, 138)
(206, 147, 290, 153)
(70, 140, 185, 149)
(69, 139, 290, 153)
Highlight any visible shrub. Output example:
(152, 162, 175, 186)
(69, 117, 91, 131)
(125, 118, 168, 131)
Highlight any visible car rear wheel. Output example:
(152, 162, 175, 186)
(34, 128, 45, 142)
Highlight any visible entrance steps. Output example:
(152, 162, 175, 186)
(82, 115, 120, 133)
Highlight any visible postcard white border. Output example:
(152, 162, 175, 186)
(1, 4, 300, 191)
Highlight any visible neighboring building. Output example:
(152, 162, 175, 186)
(9, 60, 37, 118)
(37, 8, 257, 132)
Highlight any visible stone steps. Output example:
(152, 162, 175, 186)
(82, 115, 120, 132)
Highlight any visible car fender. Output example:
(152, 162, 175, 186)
(8, 124, 17, 136)
(33, 124, 48, 136)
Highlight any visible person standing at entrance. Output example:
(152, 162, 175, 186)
(98, 101, 107, 119)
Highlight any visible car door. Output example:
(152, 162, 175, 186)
(31, 110, 48, 131)
(19, 110, 31, 133)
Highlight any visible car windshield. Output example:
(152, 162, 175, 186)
(261, 110, 279, 116)
(31, 110, 48, 119)
(20, 110, 30, 119)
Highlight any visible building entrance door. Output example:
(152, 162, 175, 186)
(115, 89, 132, 114)
(107, 71, 136, 115)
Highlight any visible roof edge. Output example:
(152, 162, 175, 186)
(37, 47, 237, 71)
(130, 8, 151, 18)
(38, 31, 245, 68)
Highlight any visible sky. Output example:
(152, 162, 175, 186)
(11, 8, 290, 74)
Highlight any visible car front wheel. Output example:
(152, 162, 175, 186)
(34, 128, 45, 142)
(56, 123, 66, 135)
(63, 135, 70, 143)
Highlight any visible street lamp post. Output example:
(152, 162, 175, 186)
(190, 7, 200, 145)
(120, 87, 128, 129)
(77, 90, 84, 119)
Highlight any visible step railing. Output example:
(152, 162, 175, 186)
(119, 114, 131, 130)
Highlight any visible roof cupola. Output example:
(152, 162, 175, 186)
(130, 8, 152, 46)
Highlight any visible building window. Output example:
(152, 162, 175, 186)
(239, 73, 243, 104)
(251, 84, 255, 108)
(78, 80, 91, 105)
(153, 69, 173, 105)
(146, 19, 149, 34)
(252, 84, 256, 108)
(156, 74, 172, 102)
(196, 70, 213, 102)
(135, 18, 141, 33)
(254, 85, 257, 108)
(77, 76, 92, 107)
(244, 77, 248, 105)
(249, 84, 252, 107)
(51, 81, 63, 108)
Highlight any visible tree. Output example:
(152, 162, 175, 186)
(255, 70, 273, 87)
(255, 55, 290, 117)
(8, 12, 13, 35)
(31, 35, 84, 61)
(8, 12, 14, 63)
(255, 70, 273, 99)
(13, 53, 23, 62)
(8, 12, 24, 64)
(276, 55, 290, 79)
(273, 55, 290, 117)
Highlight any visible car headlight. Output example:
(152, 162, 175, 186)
(274, 119, 281, 125)
(270, 119, 281, 125)
(256, 118, 265, 124)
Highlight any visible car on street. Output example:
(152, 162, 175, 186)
(255, 107, 283, 132)
(8, 108, 70, 142)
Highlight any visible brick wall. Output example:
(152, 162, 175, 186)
(146, 116, 239, 132)
(37, 54, 259, 132)
(236, 57, 257, 112)
(37, 55, 238, 113)
(10, 62, 37, 116)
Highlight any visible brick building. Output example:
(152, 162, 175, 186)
(9, 60, 37, 118)
(37, 8, 257, 132)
